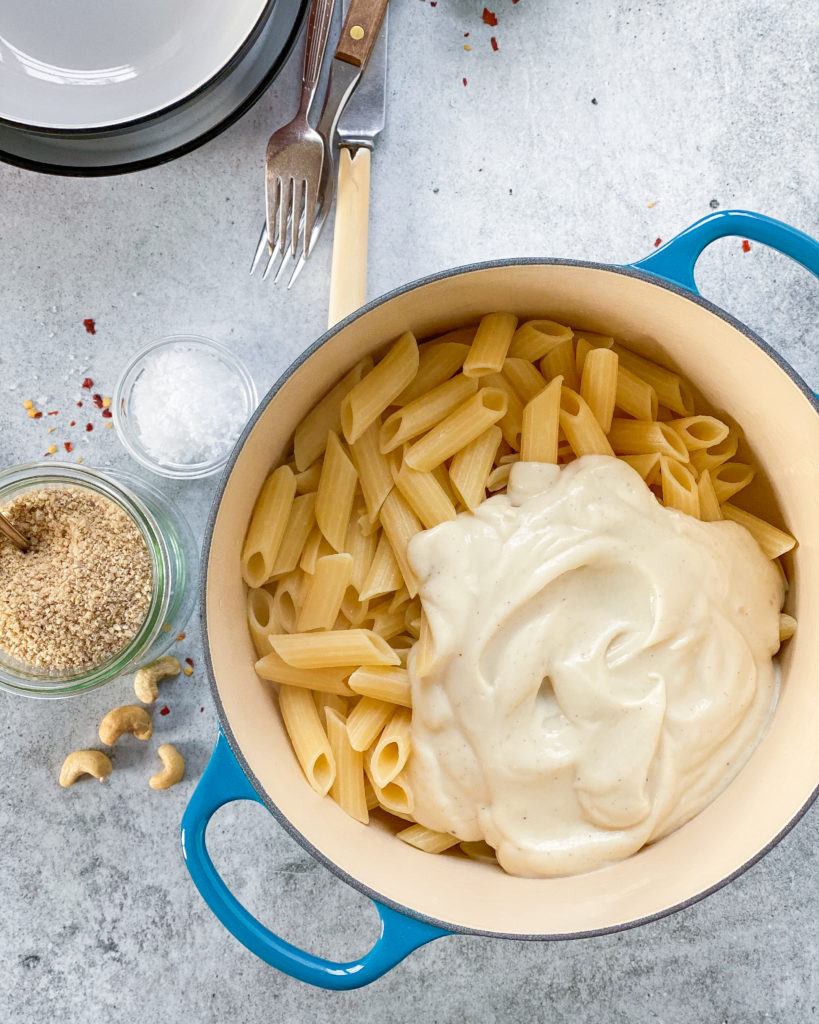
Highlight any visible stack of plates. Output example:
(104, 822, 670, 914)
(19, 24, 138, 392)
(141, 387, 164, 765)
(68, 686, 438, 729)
(0, 0, 306, 175)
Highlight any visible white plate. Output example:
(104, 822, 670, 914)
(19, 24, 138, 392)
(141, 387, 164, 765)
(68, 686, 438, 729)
(0, 0, 270, 130)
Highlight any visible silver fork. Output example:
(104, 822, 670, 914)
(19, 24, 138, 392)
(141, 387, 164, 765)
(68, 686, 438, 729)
(250, 0, 337, 281)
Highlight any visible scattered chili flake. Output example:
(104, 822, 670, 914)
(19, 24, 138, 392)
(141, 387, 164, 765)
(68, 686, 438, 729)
(92, 393, 104, 409)
(76, 401, 83, 408)
(482, 7, 498, 26)
(464, 32, 470, 37)
(654, 237, 663, 248)
(85, 423, 94, 432)
(82, 378, 94, 390)
(102, 409, 112, 419)
(200, 707, 205, 713)
(76, 457, 84, 464)
(464, 43, 472, 50)
(32, 411, 43, 420)
(102, 396, 111, 409)
(490, 36, 499, 51)
(741, 239, 751, 253)
(185, 657, 194, 667)
(463, 77, 468, 86)
(159, 705, 170, 716)
(161, 623, 172, 633)
(182, 665, 194, 677)
(47, 410, 59, 416)
(647, 199, 658, 208)
(512, 0, 520, 4)
(82, 319, 96, 335)
(69, 420, 76, 427)
(176, 633, 186, 642)
(64, 442, 74, 453)
(47, 427, 56, 435)
(429, 1, 437, 6)
(105, 423, 114, 430)
(44, 445, 57, 456)
(22, 400, 33, 410)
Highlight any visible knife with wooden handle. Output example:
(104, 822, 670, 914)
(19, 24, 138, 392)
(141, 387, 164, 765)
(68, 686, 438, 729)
(328, 0, 388, 327)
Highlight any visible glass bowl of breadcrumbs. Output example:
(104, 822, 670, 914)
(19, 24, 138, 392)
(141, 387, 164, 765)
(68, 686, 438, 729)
(0, 462, 197, 698)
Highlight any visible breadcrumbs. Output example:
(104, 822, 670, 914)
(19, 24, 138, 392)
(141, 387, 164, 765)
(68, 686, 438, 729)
(0, 487, 153, 671)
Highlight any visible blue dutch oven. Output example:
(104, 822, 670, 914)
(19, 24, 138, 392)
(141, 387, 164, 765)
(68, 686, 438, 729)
(182, 210, 819, 989)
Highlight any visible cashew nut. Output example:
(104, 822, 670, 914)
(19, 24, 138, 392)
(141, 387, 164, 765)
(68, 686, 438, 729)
(98, 705, 153, 746)
(134, 655, 181, 704)
(149, 743, 185, 790)
(59, 750, 113, 788)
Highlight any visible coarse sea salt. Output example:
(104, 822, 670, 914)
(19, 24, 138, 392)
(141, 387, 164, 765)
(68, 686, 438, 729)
(131, 346, 247, 466)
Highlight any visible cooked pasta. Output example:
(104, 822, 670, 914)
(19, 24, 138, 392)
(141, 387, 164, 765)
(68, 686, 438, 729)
(242, 313, 797, 866)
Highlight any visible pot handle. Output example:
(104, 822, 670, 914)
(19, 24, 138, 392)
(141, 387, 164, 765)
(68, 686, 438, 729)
(180, 731, 448, 989)
(631, 209, 819, 293)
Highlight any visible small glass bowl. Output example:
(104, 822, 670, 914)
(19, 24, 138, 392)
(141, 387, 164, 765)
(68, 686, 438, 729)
(0, 462, 198, 699)
(113, 335, 257, 480)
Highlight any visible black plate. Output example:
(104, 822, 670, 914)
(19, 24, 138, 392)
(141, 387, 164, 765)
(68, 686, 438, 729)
(0, 0, 307, 177)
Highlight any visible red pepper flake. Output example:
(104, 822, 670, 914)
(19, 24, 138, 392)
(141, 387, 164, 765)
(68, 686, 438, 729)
(463, 77, 468, 86)
(47, 410, 59, 416)
(512, 0, 520, 4)
(654, 237, 663, 248)
(200, 707, 205, 713)
(490, 36, 499, 51)
(159, 705, 170, 716)
(83, 318, 96, 335)
(69, 420, 76, 427)
(176, 632, 186, 642)
(92, 393, 104, 409)
(101, 409, 112, 419)
(482, 7, 498, 26)
(81, 378, 94, 390)
(33, 411, 43, 419)
(464, 32, 470, 37)
(64, 441, 74, 453)
(429, 1, 437, 6)
(185, 657, 194, 667)
(741, 239, 751, 253)
(85, 423, 94, 432)
(76, 402, 83, 409)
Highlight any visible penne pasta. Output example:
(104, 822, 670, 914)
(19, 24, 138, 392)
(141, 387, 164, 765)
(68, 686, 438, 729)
(696, 469, 723, 521)
(255, 651, 354, 695)
(396, 823, 459, 854)
(393, 460, 457, 529)
(271, 629, 400, 669)
(349, 421, 394, 523)
(313, 691, 349, 725)
(246, 587, 280, 658)
(380, 374, 478, 453)
(394, 338, 471, 406)
(502, 357, 547, 404)
(463, 312, 519, 377)
(270, 492, 316, 578)
(360, 531, 404, 601)
(294, 357, 372, 471)
(690, 428, 740, 474)
(300, 525, 333, 574)
(667, 416, 729, 451)
(340, 587, 370, 627)
(367, 600, 407, 642)
(344, 515, 379, 595)
(270, 570, 305, 633)
(581, 348, 618, 432)
(459, 840, 498, 864)
(369, 707, 412, 788)
(508, 319, 573, 361)
(612, 345, 695, 415)
(278, 685, 336, 796)
(294, 462, 322, 494)
(369, 769, 414, 819)
(449, 424, 503, 509)
(348, 666, 412, 708)
(388, 586, 411, 614)
(615, 365, 658, 421)
(326, 709, 368, 824)
(621, 452, 662, 487)
(559, 387, 614, 457)
(659, 456, 700, 517)
(520, 375, 562, 463)
(779, 613, 797, 641)
(315, 431, 358, 552)
(403, 388, 508, 472)
(540, 337, 579, 391)
(346, 697, 394, 752)
(720, 504, 796, 559)
(241, 465, 297, 588)
(483, 373, 524, 449)
(296, 553, 353, 632)
(378, 489, 423, 596)
(341, 332, 420, 443)
(486, 464, 512, 491)
(710, 462, 756, 503)
(574, 332, 615, 376)
(607, 418, 689, 461)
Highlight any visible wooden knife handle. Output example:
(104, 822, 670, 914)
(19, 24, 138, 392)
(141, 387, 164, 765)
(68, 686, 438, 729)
(328, 148, 371, 327)
(335, 0, 388, 67)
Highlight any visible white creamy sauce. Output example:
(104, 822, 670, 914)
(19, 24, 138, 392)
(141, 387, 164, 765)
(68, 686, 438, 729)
(407, 456, 783, 878)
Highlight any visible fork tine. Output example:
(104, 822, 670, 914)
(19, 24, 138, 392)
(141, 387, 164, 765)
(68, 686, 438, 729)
(250, 222, 269, 276)
(286, 184, 331, 289)
(288, 178, 303, 260)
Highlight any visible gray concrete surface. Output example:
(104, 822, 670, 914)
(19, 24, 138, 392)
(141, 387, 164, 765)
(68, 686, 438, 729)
(1, 1, 817, 1021)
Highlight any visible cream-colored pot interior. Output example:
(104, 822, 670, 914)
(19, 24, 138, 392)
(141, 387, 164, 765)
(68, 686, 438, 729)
(205, 263, 818, 936)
